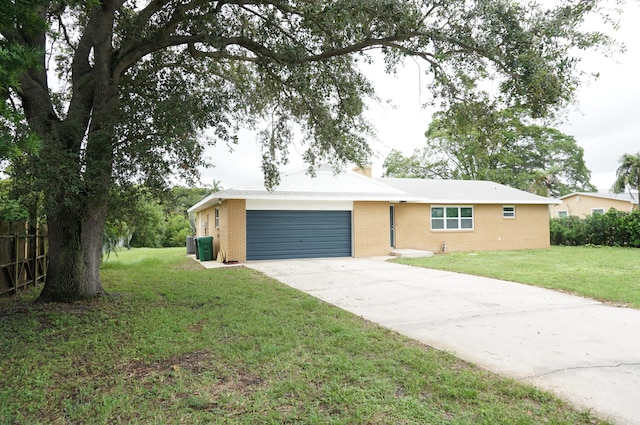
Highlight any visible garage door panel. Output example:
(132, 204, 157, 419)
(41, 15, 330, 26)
(247, 210, 352, 260)
(248, 228, 351, 238)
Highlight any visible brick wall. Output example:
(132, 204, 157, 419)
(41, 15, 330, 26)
(194, 200, 246, 261)
(394, 203, 550, 252)
(394, 203, 430, 250)
(221, 199, 246, 262)
(195, 206, 214, 238)
(353, 201, 390, 257)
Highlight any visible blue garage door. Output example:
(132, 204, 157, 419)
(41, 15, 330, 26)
(246, 210, 352, 260)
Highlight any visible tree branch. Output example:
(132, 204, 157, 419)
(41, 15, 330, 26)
(135, 0, 173, 25)
(64, 11, 97, 146)
(186, 42, 258, 62)
(55, 14, 76, 53)
(114, 35, 202, 76)
(304, 33, 421, 62)
(115, 0, 213, 76)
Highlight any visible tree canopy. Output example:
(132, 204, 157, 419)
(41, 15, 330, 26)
(0, 0, 616, 301)
(0, 0, 43, 162)
(383, 103, 596, 197)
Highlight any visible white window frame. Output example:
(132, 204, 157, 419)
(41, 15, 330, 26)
(556, 210, 568, 218)
(502, 206, 516, 219)
(591, 208, 605, 216)
(431, 206, 474, 231)
(215, 207, 220, 228)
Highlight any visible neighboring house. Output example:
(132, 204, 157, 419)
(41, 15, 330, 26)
(188, 165, 558, 261)
(550, 192, 639, 218)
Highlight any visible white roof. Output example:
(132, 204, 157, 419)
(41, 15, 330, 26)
(242, 164, 403, 194)
(560, 191, 639, 204)
(188, 165, 558, 213)
(379, 178, 556, 204)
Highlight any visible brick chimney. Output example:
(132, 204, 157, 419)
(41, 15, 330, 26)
(352, 165, 372, 178)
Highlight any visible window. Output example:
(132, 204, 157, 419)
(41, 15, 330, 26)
(591, 208, 605, 216)
(431, 206, 473, 230)
(215, 207, 220, 228)
(556, 210, 568, 218)
(503, 206, 516, 218)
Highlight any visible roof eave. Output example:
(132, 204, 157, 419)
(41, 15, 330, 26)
(187, 192, 223, 214)
(192, 194, 560, 205)
(424, 199, 560, 205)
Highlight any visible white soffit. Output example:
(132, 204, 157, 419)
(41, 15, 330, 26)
(246, 199, 353, 211)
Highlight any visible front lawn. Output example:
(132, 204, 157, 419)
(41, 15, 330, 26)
(0, 248, 609, 424)
(394, 246, 640, 309)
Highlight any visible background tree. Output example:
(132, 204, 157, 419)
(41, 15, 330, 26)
(0, 170, 44, 230)
(102, 217, 129, 261)
(128, 196, 166, 248)
(384, 103, 596, 197)
(161, 186, 211, 245)
(0, 178, 29, 223)
(612, 153, 640, 203)
(382, 149, 449, 179)
(102, 184, 210, 255)
(530, 165, 563, 197)
(167, 186, 211, 216)
(210, 180, 224, 194)
(1, 1, 615, 301)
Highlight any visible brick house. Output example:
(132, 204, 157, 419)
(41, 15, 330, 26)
(188, 165, 557, 261)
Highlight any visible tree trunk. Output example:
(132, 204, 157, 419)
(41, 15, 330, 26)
(38, 203, 107, 302)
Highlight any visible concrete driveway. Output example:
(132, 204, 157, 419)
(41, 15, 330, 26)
(245, 257, 640, 425)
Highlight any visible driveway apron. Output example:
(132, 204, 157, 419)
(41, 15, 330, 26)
(246, 257, 640, 425)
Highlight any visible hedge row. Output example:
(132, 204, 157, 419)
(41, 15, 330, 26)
(550, 209, 640, 247)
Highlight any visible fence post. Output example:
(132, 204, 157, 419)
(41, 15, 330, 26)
(35, 234, 40, 286)
(13, 235, 19, 294)
(29, 235, 34, 289)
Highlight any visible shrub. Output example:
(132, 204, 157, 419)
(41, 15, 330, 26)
(584, 209, 628, 246)
(550, 208, 640, 247)
(621, 210, 640, 247)
(550, 216, 587, 246)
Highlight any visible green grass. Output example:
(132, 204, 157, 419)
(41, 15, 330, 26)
(0, 248, 610, 424)
(395, 246, 640, 309)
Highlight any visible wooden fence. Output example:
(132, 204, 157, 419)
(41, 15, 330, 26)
(0, 223, 47, 295)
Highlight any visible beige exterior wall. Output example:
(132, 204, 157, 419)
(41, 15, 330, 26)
(218, 199, 247, 262)
(194, 199, 247, 262)
(195, 199, 550, 261)
(393, 203, 430, 250)
(549, 194, 636, 218)
(353, 201, 390, 257)
(194, 206, 214, 237)
(394, 203, 550, 252)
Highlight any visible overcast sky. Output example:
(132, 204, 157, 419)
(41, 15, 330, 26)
(199, 2, 640, 192)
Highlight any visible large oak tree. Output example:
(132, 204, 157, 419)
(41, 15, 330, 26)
(1, 0, 614, 301)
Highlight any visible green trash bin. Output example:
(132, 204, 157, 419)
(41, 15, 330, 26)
(197, 236, 214, 261)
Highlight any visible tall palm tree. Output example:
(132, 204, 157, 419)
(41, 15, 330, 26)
(530, 164, 562, 197)
(210, 179, 224, 194)
(612, 153, 640, 204)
